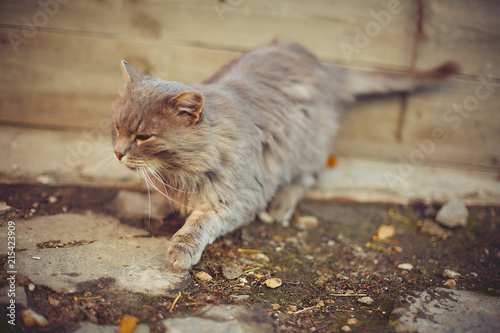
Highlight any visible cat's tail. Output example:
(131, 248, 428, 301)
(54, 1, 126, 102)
(342, 61, 460, 100)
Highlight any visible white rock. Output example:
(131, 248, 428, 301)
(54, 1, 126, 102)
(357, 296, 374, 305)
(443, 269, 461, 279)
(21, 309, 49, 327)
(341, 325, 352, 332)
(398, 263, 414, 271)
(258, 211, 274, 224)
(296, 215, 319, 229)
(436, 200, 468, 228)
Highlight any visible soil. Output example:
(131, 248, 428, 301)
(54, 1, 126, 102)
(1, 183, 499, 332)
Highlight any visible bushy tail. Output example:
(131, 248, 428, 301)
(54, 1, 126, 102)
(343, 61, 460, 98)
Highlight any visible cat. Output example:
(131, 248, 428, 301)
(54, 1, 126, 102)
(111, 41, 458, 272)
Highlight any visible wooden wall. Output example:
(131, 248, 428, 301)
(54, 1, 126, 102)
(0, 0, 499, 172)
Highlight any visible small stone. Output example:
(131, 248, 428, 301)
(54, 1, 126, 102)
(48, 295, 60, 307)
(230, 294, 250, 301)
(28, 283, 35, 292)
(357, 296, 374, 305)
(443, 269, 461, 279)
(271, 303, 281, 310)
(443, 279, 457, 287)
(393, 245, 403, 253)
(346, 318, 358, 325)
(222, 262, 243, 280)
(341, 325, 352, 331)
(436, 199, 468, 228)
(419, 219, 450, 238)
(48, 196, 58, 204)
(296, 215, 319, 229)
(265, 278, 282, 289)
(195, 271, 213, 282)
(0, 201, 12, 215)
(251, 252, 270, 262)
(258, 211, 274, 224)
(398, 263, 413, 271)
(22, 309, 49, 327)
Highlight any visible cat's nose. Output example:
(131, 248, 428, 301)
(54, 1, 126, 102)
(114, 151, 125, 161)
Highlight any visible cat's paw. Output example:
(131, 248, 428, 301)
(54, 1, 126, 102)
(166, 235, 203, 271)
(268, 196, 296, 223)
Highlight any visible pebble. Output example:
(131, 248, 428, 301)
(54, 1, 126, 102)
(230, 294, 250, 301)
(271, 303, 281, 310)
(28, 283, 35, 292)
(48, 196, 58, 204)
(443, 279, 457, 287)
(296, 215, 319, 229)
(357, 296, 374, 305)
(48, 295, 60, 307)
(341, 325, 352, 332)
(258, 211, 274, 224)
(195, 271, 213, 282)
(436, 199, 468, 228)
(22, 309, 49, 327)
(222, 262, 243, 280)
(0, 201, 12, 215)
(419, 219, 450, 238)
(264, 278, 282, 289)
(346, 318, 358, 325)
(443, 269, 461, 279)
(397, 263, 413, 271)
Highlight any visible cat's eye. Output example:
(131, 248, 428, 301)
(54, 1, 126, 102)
(135, 134, 153, 141)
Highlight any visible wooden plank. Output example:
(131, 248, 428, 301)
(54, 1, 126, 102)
(332, 96, 404, 158)
(416, 0, 500, 78)
(0, 0, 416, 68)
(0, 29, 238, 128)
(402, 78, 500, 170)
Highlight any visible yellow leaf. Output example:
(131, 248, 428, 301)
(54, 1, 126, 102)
(119, 315, 140, 333)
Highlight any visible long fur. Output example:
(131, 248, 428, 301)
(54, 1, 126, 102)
(111, 41, 458, 271)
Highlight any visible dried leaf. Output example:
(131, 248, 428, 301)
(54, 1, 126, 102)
(265, 278, 282, 289)
(119, 315, 140, 333)
(376, 225, 395, 240)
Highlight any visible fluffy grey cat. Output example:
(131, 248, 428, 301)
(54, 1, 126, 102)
(111, 41, 458, 271)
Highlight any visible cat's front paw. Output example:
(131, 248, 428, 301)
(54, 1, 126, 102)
(166, 235, 204, 271)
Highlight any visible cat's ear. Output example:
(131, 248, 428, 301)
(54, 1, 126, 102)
(121, 60, 144, 84)
(170, 91, 204, 125)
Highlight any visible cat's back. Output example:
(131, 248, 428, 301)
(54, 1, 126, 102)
(205, 41, 330, 88)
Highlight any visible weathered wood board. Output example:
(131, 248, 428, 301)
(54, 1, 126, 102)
(0, 0, 499, 174)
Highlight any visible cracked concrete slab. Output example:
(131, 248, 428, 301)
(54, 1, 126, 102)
(390, 288, 500, 333)
(161, 305, 274, 333)
(0, 213, 190, 296)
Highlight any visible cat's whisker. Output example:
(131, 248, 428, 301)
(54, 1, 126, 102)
(140, 167, 194, 211)
(84, 154, 116, 189)
(146, 163, 196, 194)
(139, 168, 152, 228)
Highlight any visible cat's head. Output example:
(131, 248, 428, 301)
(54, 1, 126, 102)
(111, 61, 206, 173)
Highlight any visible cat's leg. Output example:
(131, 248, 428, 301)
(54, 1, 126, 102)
(166, 205, 224, 271)
(268, 173, 317, 223)
(267, 185, 305, 223)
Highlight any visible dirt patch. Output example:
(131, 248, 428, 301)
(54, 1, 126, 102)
(1, 184, 499, 332)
